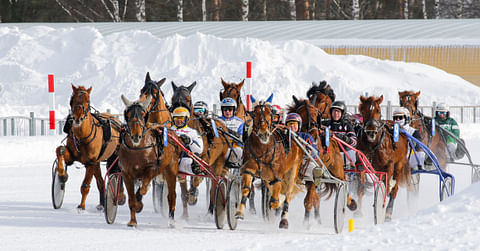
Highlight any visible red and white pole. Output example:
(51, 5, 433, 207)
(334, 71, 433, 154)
(246, 61, 252, 112)
(48, 74, 55, 130)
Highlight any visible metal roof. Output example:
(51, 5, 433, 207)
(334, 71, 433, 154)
(2, 20, 480, 45)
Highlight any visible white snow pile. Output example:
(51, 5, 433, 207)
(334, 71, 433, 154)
(0, 25, 479, 118)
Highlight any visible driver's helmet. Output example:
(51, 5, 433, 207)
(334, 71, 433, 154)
(271, 104, 284, 123)
(221, 97, 237, 113)
(285, 113, 302, 129)
(393, 107, 411, 126)
(193, 101, 208, 117)
(330, 101, 346, 120)
(435, 103, 449, 119)
(172, 106, 190, 128)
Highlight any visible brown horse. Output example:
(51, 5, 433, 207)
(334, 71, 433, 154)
(306, 80, 336, 120)
(398, 90, 447, 170)
(119, 95, 180, 227)
(55, 85, 121, 210)
(171, 81, 231, 217)
(138, 72, 171, 127)
(219, 78, 250, 122)
(235, 99, 304, 229)
(287, 97, 357, 224)
(357, 95, 410, 221)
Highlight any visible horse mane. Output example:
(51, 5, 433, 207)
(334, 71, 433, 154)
(253, 100, 271, 108)
(306, 81, 336, 102)
(286, 97, 308, 114)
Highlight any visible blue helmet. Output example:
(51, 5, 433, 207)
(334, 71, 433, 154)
(221, 97, 237, 110)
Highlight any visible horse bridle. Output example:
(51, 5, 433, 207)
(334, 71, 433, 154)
(220, 85, 241, 106)
(252, 104, 275, 138)
(171, 86, 192, 112)
(124, 103, 151, 141)
(70, 90, 91, 121)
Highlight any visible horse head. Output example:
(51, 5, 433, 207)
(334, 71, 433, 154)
(359, 95, 383, 143)
(70, 84, 92, 127)
(139, 72, 171, 125)
(121, 94, 152, 146)
(171, 81, 196, 113)
(307, 81, 335, 119)
(252, 98, 274, 145)
(287, 96, 321, 138)
(219, 78, 245, 105)
(399, 90, 421, 116)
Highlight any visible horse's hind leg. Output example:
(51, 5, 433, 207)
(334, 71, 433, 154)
(385, 184, 399, 222)
(188, 176, 202, 206)
(78, 164, 96, 210)
(234, 170, 254, 219)
(92, 163, 105, 210)
(165, 170, 177, 226)
(303, 181, 316, 225)
(354, 173, 365, 217)
(248, 182, 256, 214)
(178, 177, 189, 219)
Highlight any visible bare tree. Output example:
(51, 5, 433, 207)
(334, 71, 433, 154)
(242, 0, 249, 21)
(213, 0, 221, 21)
(311, 0, 316, 19)
(202, 0, 207, 21)
(289, 0, 296, 20)
(352, 0, 360, 19)
(135, 0, 145, 21)
(404, 0, 409, 19)
(422, 0, 427, 19)
(177, 0, 183, 21)
(456, 0, 463, 18)
(435, 0, 440, 19)
(55, 0, 129, 22)
(263, 0, 267, 20)
(304, 0, 310, 19)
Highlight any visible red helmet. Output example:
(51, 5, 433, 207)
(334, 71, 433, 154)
(286, 113, 302, 128)
(271, 105, 282, 114)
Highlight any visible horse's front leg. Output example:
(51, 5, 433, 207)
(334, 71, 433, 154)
(165, 166, 177, 227)
(92, 163, 105, 210)
(124, 175, 138, 227)
(303, 181, 316, 225)
(278, 164, 299, 229)
(235, 168, 255, 219)
(178, 177, 189, 219)
(55, 145, 72, 183)
(78, 163, 96, 210)
(385, 162, 397, 221)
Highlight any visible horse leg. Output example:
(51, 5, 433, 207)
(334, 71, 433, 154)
(313, 190, 321, 224)
(278, 166, 298, 229)
(92, 163, 105, 211)
(188, 176, 202, 206)
(178, 177, 189, 219)
(78, 165, 95, 210)
(385, 184, 399, 222)
(354, 173, 365, 217)
(208, 179, 217, 215)
(124, 176, 138, 227)
(55, 145, 71, 183)
(303, 181, 315, 225)
(234, 170, 254, 219)
(165, 169, 177, 227)
(248, 181, 256, 215)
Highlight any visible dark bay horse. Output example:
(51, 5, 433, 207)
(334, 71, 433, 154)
(55, 85, 121, 210)
(357, 95, 410, 221)
(119, 95, 180, 227)
(219, 78, 250, 122)
(306, 80, 336, 120)
(399, 90, 447, 170)
(287, 97, 357, 224)
(171, 81, 230, 217)
(138, 72, 171, 127)
(235, 100, 304, 229)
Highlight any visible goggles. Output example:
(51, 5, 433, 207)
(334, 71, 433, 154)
(222, 107, 234, 112)
(393, 116, 404, 121)
(437, 111, 447, 115)
(286, 121, 298, 127)
(173, 116, 186, 123)
(194, 108, 206, 114)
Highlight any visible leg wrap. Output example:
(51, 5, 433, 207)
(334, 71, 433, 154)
(81, 183, 90, 189)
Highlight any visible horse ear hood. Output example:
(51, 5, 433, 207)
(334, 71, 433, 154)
(171, 81, 178, 92)
(266, 93, 273, 104)
(157, 78, 166, 88)
(187, 81, 197, 93)
(293, 95, 299, 105)
(145, 72, 151, 82)
(121, 94, 133, 107)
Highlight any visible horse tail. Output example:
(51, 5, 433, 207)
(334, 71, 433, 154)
(318, 183, 336, 200)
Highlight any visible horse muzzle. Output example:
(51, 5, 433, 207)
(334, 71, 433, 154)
(255, 131, 271, 145)
(130, 135, 142, 146)
(365, 130, 377, 143)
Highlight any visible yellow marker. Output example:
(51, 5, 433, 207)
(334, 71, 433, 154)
(348, 219, 354, 232)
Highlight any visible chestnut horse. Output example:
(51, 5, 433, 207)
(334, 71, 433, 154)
(171, 81, 230, 217)
(235, 100, 304, 229)
(55, 85, 121, 210)
(287, 97, 357, 224)
(357, 95, 410, 221)
(219, 78, 250, 122)
(119, 95, 180, 227)
(306, 80, 336, 120)
(398, 90, 447, 170)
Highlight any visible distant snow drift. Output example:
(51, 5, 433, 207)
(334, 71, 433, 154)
(0, 25, 479, 118)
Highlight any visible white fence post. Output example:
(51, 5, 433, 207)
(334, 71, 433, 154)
(29, 112, 35, 136)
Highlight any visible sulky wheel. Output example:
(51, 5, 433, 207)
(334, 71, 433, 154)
(214, 179, 227, 229)
(51, 159, 66, 209)
(152, 177, 169, 217)
(206, 178, 211, 208)
(104, 174, 120, 224)
(227, 177, 241, 230)
(440, 177, 453, 202)
(334, 183, 346, 234)
(373, 181, 386, 225)
(261, 180, 273, 222)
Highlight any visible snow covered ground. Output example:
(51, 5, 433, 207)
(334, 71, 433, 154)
(1, 25, 480, 250)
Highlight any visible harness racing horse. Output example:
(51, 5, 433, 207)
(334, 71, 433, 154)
(138, 72, 171, 127)
(399, 90, 447, 170)
(55, 85, 121, 210)
(306, 80, 336, 120)
(235, 100, 304, 229)
(287, 97, 357, 225)
(119, 95, 180, 227)
(170, 81, 230, 218)
(357, 95, 410, 221)
(219, 78, 250, 122)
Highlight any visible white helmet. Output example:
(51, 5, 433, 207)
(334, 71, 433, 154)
(435, 103, 449, 112)
(393, 107, 411, 125)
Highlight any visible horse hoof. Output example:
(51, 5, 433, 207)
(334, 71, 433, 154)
(127, 222, 137, 228)
(135, 202, 144, 213)
(279, 219, 289, 229)
(118, 193, 126, 206)
(96, 204, 104, 211)
(168, 219, 176, 228)
(59, 173, 69, 183)
(188, 195, 198, 206)
(347, 200, 357, 211)
(76, 205, 85, 210)
(385, 213, 392, 222)
(235, 212, 244, 220)
(249, 207, 257, 215)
